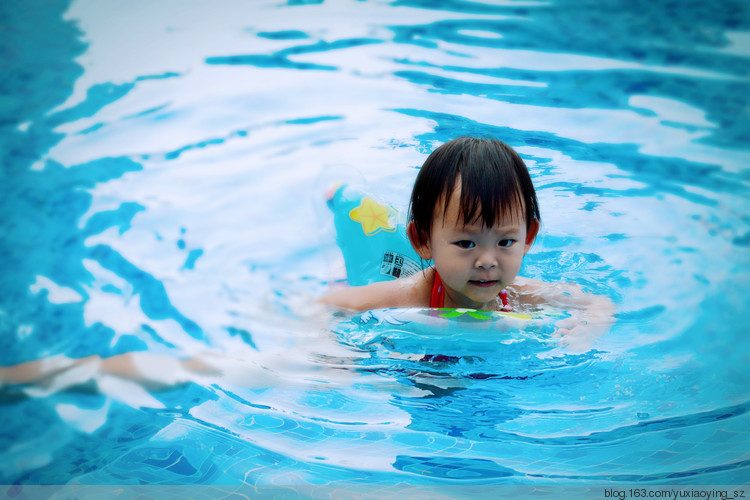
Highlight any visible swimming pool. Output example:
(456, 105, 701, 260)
(1, 0, 748, 491)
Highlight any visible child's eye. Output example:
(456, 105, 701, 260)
(455, 240, 475, 249)
(498, 239, 515, 248)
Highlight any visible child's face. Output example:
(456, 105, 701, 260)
(414, 183, 539, 310)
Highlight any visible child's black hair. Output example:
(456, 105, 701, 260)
(408, 136, 540, 239)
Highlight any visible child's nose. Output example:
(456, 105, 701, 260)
(474, 250, 498, 269)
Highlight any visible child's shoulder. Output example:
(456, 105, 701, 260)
(320, 268, 434, 312)
(510, 276, 609, 312)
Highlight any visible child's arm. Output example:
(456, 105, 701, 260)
(513, 277, 616, 351)
(319, 271, 432, 312)
(0, 353, 220, 390)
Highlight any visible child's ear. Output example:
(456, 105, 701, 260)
(523, 219, 540, 254)
(407, 222, 432, 260)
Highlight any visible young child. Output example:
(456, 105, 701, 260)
(321, 136, 614, 345)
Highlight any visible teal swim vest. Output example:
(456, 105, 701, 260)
(327, 184, 430, 287)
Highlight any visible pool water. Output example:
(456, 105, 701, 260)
(1, 0, 749, 487)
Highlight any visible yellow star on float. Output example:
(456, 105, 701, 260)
(349, 197, 397, 235)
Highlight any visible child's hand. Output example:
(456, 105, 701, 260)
(514, 278, 615, 351)
(554, 293, 616, 351)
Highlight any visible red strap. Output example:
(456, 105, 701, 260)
(499, 289, 511, 312)
(430, 270, 444, 308)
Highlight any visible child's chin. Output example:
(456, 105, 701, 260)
(463, 295, 499, 310)
(467, 286, 502, 299)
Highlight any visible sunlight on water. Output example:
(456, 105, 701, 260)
(0, 0, 748, 487)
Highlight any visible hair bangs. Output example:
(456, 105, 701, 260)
(452, 140, 526, 229)
(456, 169, 524, 229)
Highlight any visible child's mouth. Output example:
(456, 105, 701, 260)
(469, 280, 498, 288)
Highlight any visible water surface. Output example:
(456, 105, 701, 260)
(0, 0, 748, 486)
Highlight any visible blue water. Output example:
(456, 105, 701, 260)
(1, 0, 749, 487)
